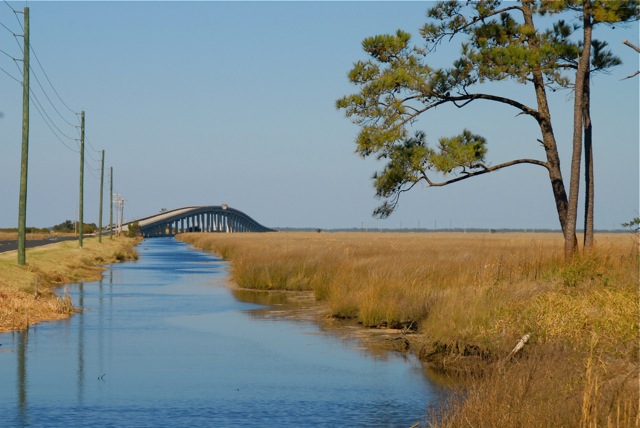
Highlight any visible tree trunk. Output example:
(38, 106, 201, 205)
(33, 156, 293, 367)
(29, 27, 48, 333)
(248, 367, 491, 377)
(583, 69, 594, 250)
(565, 1, 593, 261)
(521, 1, 572, 248)
(541, 120, 571, 237)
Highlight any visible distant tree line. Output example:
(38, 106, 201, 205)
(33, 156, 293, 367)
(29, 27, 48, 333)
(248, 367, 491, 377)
(52, 220, 97, 234)
(0, 220, 98, 235)
(0, 227, 51, 234)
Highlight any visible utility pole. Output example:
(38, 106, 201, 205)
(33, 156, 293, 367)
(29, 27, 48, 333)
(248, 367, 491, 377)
(109, 167, 113, 239)
(113, 194, 125, 235)
(78, 111, 85, 248)
(17, 7, 29, 266)
(98, 150, 104, 243)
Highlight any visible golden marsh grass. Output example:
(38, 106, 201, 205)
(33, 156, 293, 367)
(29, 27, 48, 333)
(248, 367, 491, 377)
(0, 236, 139, 332)
(178, 231, 639, 427)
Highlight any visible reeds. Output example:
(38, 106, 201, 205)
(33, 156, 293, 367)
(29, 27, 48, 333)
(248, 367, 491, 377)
(178, 231, 639, 427)
(179, 232, 636, 343)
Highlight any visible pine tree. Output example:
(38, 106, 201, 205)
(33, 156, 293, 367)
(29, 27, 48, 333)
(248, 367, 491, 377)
(337, 0, 638, 260)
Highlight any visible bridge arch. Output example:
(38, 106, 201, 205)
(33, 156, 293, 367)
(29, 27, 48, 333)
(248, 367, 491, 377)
(127, 205, 274, 238)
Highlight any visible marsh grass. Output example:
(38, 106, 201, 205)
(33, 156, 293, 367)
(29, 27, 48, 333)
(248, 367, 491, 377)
(430, 341, 638, 427)
(179, 231, 638, 427)
(0, 236, 139, 332)
(0, 231, 75, 240)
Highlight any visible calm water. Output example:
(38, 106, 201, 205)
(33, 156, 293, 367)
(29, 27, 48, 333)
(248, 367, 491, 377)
(0, 238, 438, 427)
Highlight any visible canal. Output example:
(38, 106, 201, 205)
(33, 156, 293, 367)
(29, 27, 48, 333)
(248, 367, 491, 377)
(0, 237, 438, 427)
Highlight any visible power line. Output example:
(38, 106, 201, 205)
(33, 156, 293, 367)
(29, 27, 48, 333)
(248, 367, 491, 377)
(87, 150, 100, 163)
(86, 165, 99, 180)
(8, 3, 24, 32)
(29, 60, 78, 127)
(0, 18, 24, 84)
(29, 86, 78, 141)
(30, 44, 78, 116)
(85, 134, 103, 155)
(11, 28, 23, 54)
(1, 2, 23, 41)
(4, 2, 104, 179)
(2, 0, 17, 13)
(0, 47, 17, 60)
(30, 89, 80, 153)
(11, 51, 23, 76)
(84, 140, 101, 162)
(0, 64, 21, 83)
(0, 20, 17, 35)
(86, 157, 102, 170)
(0, 19, 22, 83)
(3, 17, 80, 129)
(3, 6, 79, 123)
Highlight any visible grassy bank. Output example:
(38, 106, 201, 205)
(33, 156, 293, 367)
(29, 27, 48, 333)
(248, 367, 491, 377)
(0, 231, 74, 240)
(178, 231, 639, 427)
(0, 236, 139, 333)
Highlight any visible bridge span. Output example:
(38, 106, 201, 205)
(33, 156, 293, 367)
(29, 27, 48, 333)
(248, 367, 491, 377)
(126, 205, 274, 238)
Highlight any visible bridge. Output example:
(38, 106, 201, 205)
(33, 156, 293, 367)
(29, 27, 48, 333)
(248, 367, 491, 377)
(124, 205, 274, 238)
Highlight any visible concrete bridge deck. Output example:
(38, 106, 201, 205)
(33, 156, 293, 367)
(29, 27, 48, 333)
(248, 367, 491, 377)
(125, 205, 273, 238)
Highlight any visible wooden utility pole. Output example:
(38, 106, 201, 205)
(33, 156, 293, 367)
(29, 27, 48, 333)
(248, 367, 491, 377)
(79, 111, 85, 248)
(110, 167, 113, 239)
(17, 7, 30, 266)
(98, 150, 105, 243)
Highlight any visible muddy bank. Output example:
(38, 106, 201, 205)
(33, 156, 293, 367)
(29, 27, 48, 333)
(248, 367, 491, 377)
(229, 287, 464, 386)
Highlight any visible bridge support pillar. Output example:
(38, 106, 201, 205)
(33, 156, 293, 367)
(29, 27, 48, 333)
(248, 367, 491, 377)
(136, 205, 273, 236)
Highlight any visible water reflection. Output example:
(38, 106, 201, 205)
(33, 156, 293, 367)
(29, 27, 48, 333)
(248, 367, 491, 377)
(0, 237, 437, 427)
(234, 288, 409, 362)
(77, 283, 85, 405)
(232, 288, 291, 307)
(16, 330, 27, 426)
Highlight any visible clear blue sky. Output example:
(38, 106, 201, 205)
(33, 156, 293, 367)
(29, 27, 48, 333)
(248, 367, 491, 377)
(1, 1, 638, 230)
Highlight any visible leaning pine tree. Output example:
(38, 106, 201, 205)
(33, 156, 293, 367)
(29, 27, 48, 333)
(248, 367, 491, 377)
(337, 0, 637, 260)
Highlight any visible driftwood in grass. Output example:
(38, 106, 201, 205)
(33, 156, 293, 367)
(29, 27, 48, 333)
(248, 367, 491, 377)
(506, 333, 531, 361)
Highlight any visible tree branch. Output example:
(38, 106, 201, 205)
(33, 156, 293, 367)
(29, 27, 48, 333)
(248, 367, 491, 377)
(376, 180, 422, 217)
(422, 158, 548, 187)
(621, 40, 639, 80)
(432, 5, 524, 43)
(623, 39, 640, 53)
(461, 5, 524, 29)
(449, 93, 541, 119)
(399, 90, 541, 121)
(384, 91, 541, 136)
